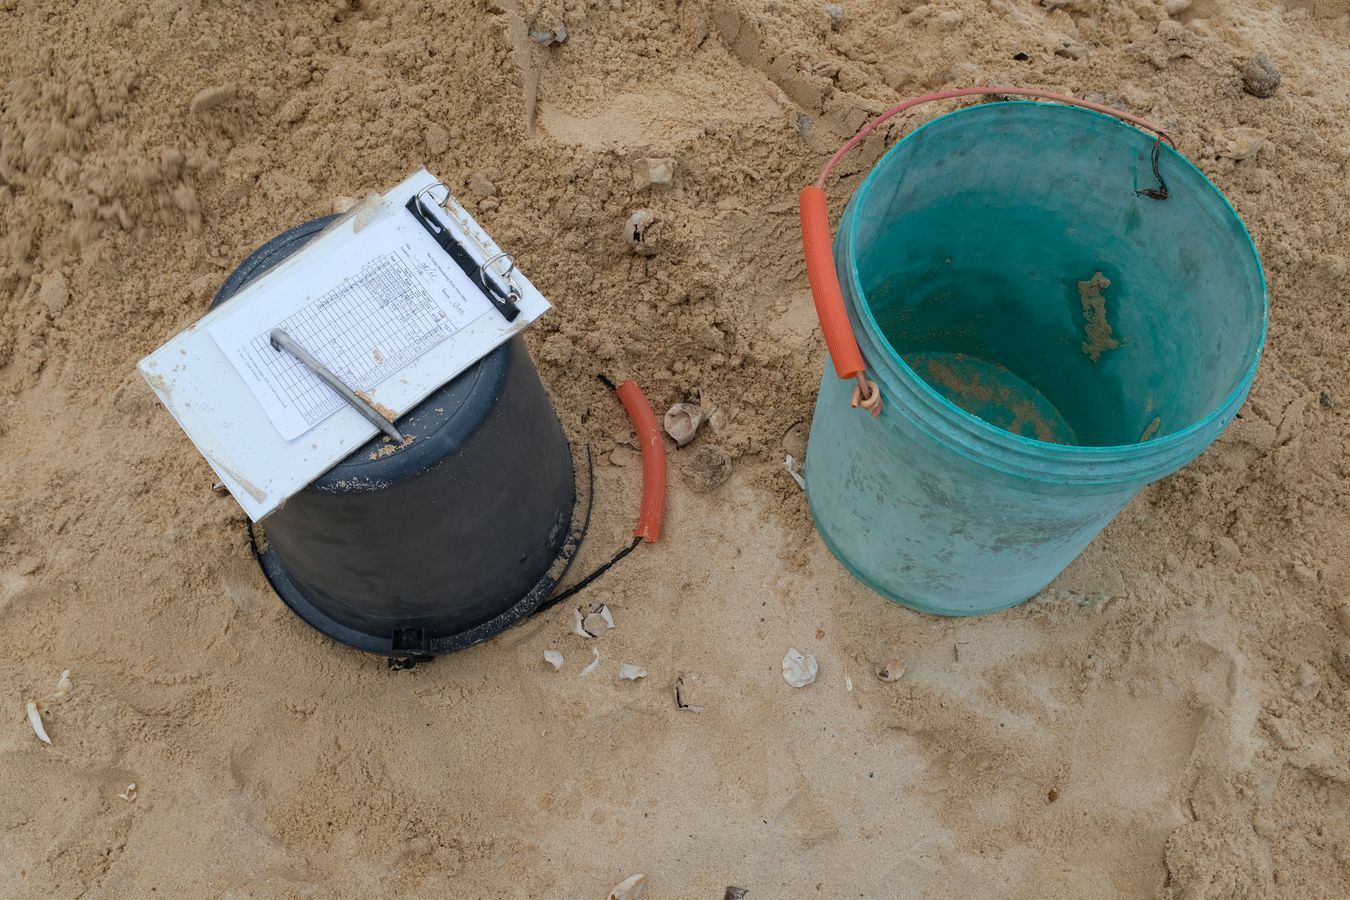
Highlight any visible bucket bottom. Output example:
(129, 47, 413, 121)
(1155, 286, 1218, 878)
(905, 351, 1078, 445)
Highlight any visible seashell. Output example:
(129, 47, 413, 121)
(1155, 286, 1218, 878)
(875, 658, 907, 682)
(576, 604, 614, 638)
(581, 647, 600, 676)
(674, 673, 704, 712)
(26, 700, 51, 744)
(617, 664, 647, 681)
(664, 403, 705, 447)
(608, 874, 647, 900)
(782, 649, 818, 688)
(53, 670, 73, 702)
(544, 650, 564, 670)
(1216, 127, 1268, 161)
(624, 209, 655, 253)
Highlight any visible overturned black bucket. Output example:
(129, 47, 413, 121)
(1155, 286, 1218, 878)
(213, 216, 586, 655)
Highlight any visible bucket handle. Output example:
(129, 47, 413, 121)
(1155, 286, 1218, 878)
(800, 87, 1174, 418)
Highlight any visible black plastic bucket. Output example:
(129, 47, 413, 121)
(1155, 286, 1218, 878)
(213, 217, 586, 655)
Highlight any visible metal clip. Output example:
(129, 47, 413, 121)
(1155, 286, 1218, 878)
(404, 193, 521, 322)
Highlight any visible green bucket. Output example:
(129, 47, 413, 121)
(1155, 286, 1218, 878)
(801, 98, 1267, 614)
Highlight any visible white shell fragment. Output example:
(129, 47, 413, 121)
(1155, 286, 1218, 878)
(26, 700, 51, 744)
(577, 604, 614, 637)
(118, 783, 138, 802)
(664, 403, 705, 447)
(608, 873, 647, 900)
(624, 209, 656, 254)
(529, 23, 568, 46)
(845, 674, 854, 692)
(544, 650, 565, 671)
(782, 648, 818, 688)
(633, 157, 675, 189)
(618, 664, 648, 681)
(53, 669, 73, 702)
(674, 673, 704, 712)
(1294, 662, 1321, 702)
(784, 454, 806, 489)
(875, 658, 907, 682)
(1216, 126, 1268, 161)
(581, 647, 601, 676)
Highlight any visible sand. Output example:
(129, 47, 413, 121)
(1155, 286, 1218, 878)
(3, 0, 1349, 896)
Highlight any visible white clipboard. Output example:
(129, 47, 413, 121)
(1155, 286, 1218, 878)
(138, 169, 550, 521)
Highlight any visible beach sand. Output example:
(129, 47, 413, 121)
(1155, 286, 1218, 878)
(2, 0, 1348, 896)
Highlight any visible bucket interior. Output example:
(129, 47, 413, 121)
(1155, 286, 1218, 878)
(849, 102, 1265, 448)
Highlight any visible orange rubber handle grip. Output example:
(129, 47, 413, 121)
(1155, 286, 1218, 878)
(616, 379, 666, 543)
(800, 185, 865, 379)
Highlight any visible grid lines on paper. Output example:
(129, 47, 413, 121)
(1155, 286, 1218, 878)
(246, 253, 454, 428)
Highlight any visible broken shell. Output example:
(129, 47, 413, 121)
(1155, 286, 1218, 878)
(784, 454, 806, 489)
(875, 658, 907, 682)
(782, 648, 818, 688)
(581, 647, 601, 676)
(1216, 127, 1268, 161)
(633, 157, 675, 189)
(618, 664, 648, 681)
(1294, 661, 1321, 702)
(624, 209, 656, 254)
(674, 673, 704, 712)
(707, 404, 727, 434)
(608, 873, 647, 900)
(118, 783, 138, 802)
(26, 700, 51, 744)
(578, 604, 613, 637)
(53, 669, 72, 702)
(664, 402, 705, 447)
(845, 675, 854, 692)
(544, 650, 565, 670)
(529, 24, 568, 46)
(782, 421, 808, 460)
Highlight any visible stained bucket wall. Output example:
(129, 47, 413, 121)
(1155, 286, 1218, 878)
(805, 102, 1267, 615)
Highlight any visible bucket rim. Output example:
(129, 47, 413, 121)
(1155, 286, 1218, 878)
(844, 100, 1268, 471)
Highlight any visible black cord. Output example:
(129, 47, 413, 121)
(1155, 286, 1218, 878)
(1136, 137, 1169, 200)
(534, 373, 648, 612)
(536, 535, 643, 613)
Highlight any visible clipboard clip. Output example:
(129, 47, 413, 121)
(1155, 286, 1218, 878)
(405, 188, 521, 322)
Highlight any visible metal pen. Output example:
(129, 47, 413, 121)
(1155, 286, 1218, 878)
(268, 328, 405, 443)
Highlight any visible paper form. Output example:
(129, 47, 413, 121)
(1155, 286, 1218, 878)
(209, 215, 493, 441)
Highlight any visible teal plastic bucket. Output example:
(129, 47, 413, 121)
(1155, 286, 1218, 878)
(805, 101, 1266, 615)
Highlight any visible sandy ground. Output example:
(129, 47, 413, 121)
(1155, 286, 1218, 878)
(3, 0, 1350, 897)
